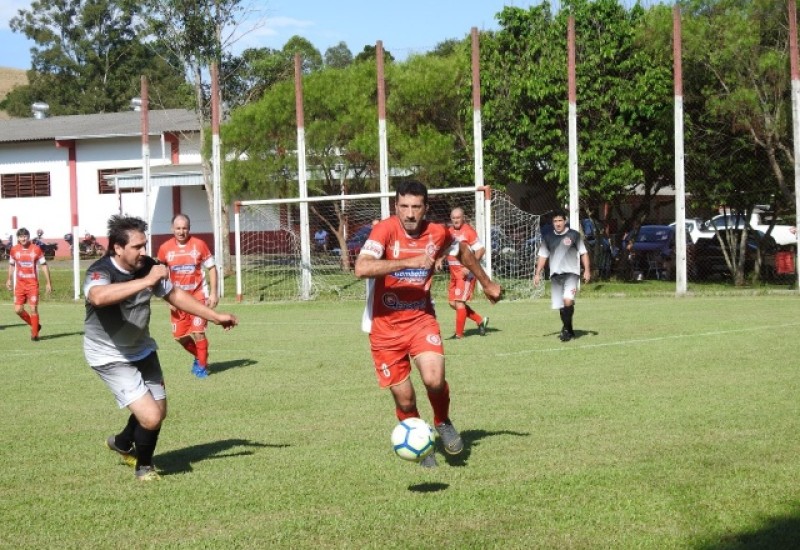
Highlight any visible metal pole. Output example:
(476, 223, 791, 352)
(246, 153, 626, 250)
(673, 4, 687, 295)
(211, 63, 224, 297)
(376, 41, 390, 219)
(789, 0, 800, 291)
(141, 76, 151, 253)
(567, 16, 579, 225)
(471, 28, 487, 255)
(295, 54, 312, 300)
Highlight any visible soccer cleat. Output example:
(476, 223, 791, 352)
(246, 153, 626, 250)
(192, 364, 209, 379)
(478, 317, 489, 336)
(106, 436, 137, 467)
(435, 420, 464, 455)
(31, 335, 39, 342)
(559, 329, 573, 342)
(419, 453, 438, 468)
(135, 465, 161, 482)
(447, 334, 463, 340)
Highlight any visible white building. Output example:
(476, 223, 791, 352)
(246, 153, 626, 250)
(0, 108, 211, 256)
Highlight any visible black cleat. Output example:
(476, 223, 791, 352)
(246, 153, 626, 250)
(478, 317, 489, 336)
(559, 329, 573, 342)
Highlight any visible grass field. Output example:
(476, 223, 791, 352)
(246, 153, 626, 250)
(1, 270, 800, 548)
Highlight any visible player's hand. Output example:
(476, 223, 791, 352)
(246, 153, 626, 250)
(206, 294, 219, 309)
(5, 279, 11, 291)
(216, 313, 238, 330)
(410, 252, 435, 271)
(583, 272, 591, 284)
(483, 281, 504, 304)
(45, 283, 52, 294)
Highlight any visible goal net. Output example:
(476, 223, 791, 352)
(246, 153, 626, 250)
(233, 187, 543, 302)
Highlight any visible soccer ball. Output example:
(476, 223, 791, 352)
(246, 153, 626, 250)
(391, 418, 435, 462)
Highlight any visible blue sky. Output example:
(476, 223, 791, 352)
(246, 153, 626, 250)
(0, 0, 653, 70)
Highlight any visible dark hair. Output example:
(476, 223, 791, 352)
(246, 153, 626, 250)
(395, 180, 428, 204)
(107, 215, 148, 254)
(16, 227, 30, 237)
(551, 208, 568, 221)
(172, 213, 191, 227)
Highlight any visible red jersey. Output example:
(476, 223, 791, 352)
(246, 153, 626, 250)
(446, 223, 484, 272)
(157, 236, 214, 298)
(360, 217, 453, 334)
(9, 243, 45, 287)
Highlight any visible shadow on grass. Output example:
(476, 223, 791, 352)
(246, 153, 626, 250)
(157, 438, 288, 476)
(544, 329, 599, 340)
(442, 428, 529, 468)
(408, 482, 449, 493)
(700, 511, 800, 550)
(3, 322, 83, 341)
(209, 358, 258, 374)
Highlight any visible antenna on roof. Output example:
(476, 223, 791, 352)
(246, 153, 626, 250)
(31, 102, 49, 119)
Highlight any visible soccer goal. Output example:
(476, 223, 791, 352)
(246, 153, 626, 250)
(233, 187, 543, 302)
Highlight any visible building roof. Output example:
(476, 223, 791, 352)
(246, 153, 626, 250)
(0, 109, 200, 144)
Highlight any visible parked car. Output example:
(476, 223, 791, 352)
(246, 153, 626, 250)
(705, 209, 796, 246)
(331, 224, 373, 263)
(669, 218, 715, 243)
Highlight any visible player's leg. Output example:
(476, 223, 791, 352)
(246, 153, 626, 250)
(191, 312, 210, 372)
(92, 353, 166, 481)
(549, 275, 571, 341)
(127, 352, 167, 480)
(411, 319, 464, 455)
(560, 274, 579, 338)
(462, 276, 487, 335)
(29, 292, 40, 340)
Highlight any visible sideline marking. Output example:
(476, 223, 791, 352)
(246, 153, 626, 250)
(494, 322, 800, 356)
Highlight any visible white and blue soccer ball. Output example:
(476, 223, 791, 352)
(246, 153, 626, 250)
(391, 417, 435, 462)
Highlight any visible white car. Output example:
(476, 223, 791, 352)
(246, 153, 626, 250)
(669, 218, 715, 243)
(706, 210, 797, 246)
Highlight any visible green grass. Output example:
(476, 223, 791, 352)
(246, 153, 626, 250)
(2, 266, 800, 547)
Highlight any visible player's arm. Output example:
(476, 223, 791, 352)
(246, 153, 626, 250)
(87, 264, 170, 308)
(40, 263, 53, 293)
(581, 250, 591, 283)
(206, 263, 219, 309)
(456, 241, 502, 303)
(165, 286, 236, 329)
(354, 250, 434, 279)
(533, 255, 548, 286)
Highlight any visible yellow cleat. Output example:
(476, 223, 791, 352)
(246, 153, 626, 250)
(106, 436, 137, 468)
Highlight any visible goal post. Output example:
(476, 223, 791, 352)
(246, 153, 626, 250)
(233, 186, 543, 303)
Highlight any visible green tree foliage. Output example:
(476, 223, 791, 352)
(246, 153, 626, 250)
(387, 50, 473, 187)
(481, 0, 673, 227)
(354, 44, 395, 64)
(282, 36, 323, 74)
(6, 0, 191, 116)
(324, 41, 354, 69)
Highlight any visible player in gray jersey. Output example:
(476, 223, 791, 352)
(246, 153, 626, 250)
(533, 209, 590, 342)
(84, 215, 238, 481)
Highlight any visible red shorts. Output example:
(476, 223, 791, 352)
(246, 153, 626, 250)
(448, 272, 476, 302)
(14, 284, 39, 306)
(170, 304, 208, 339)
(369, 315, 444, 388)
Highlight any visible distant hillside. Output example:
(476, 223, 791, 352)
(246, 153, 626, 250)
(0, 67, 28, 120)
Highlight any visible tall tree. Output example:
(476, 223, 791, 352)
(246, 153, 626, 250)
(324, 41, 353, 69)
(6, 0, 191, 116)
(282, 36, 323, 74)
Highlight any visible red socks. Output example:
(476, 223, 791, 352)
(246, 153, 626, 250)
(427, 382, 451, 426)
(195, 338, 209, 368)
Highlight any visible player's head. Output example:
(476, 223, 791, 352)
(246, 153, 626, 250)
(171, 213, 191, 244)
(16, 228, 30, 246)
(36, 229, 43, 238)
(108, 215, 148, 267)
(551, 209, 568, 232)
(450, 207, 466, 229)
(394, 180, 428, 237)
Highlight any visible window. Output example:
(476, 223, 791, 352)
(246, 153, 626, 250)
(99, 168, 142, 194)
(1, 172, 51, 198)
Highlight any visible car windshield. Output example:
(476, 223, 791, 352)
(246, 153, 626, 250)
(636, 228, 670, 242)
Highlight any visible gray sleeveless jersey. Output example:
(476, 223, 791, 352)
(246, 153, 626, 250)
(538, 228, 586, 276)
(83, 255, 173, 366)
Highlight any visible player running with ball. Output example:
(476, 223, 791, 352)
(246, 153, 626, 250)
(355, 181, 503, 468)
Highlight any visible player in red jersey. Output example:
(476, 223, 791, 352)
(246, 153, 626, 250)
(5, 227, 52, 341)
(355, 181, 503, 468)
(443, 207, 489, 339)
(157, 214, 218, 378)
